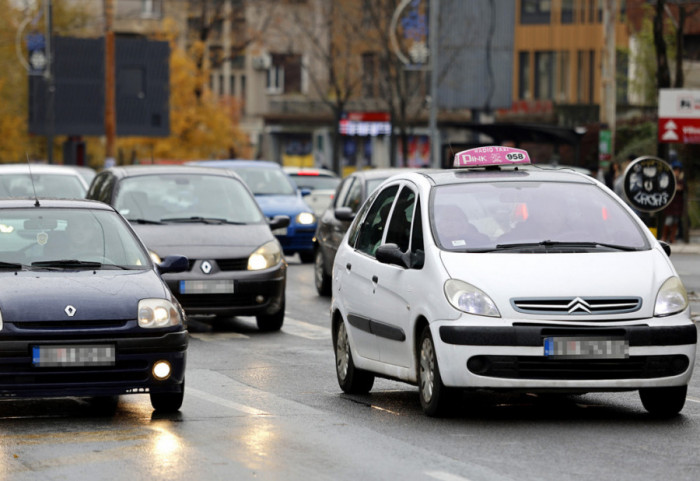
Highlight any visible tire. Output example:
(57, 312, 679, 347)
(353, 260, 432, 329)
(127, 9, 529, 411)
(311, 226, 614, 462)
(299, 250, 315, 263)
(150, 387, 184, 413)
(639, 385, 687, 418)
(418, 326, 454, 417)
(334, 320, 374, 394)
(256, 298, 285, 332)
(314, 248, 332, 297)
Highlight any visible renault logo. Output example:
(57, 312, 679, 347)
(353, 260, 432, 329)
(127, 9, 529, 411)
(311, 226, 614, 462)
(201, 261, 213, 274)
(65, 305, 76, 317)
(567, 297, 591, 314)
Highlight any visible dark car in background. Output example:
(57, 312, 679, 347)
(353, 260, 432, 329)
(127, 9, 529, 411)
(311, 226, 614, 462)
(87, 165, 289, 331)
(314, 168, 415, 295)
(0, 198, 188, 412)
(189, 160, 318, 263)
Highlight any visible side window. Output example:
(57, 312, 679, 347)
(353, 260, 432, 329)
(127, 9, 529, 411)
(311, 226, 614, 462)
(87, 173, 114, 204)
(385, 186, 415, 252)
(354, 185, 399, 257)
(334, 177, 354, 208)
(410, 198, 424, 269)
(347, 186, 380, 247)
(343, 177, 363, 213)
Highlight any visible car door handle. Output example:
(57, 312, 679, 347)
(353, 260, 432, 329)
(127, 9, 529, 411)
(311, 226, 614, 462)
(346, 263, 352, 271)
(372, 275, 378, 283)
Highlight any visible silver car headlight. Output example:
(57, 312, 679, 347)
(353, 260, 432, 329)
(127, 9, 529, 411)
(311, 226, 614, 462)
(444, 279, 500, 317)
(248, 240, 282, 270)
(296, 212, 316, 225)
(654, 276, 688, 317)
(138, 299, 182, 328)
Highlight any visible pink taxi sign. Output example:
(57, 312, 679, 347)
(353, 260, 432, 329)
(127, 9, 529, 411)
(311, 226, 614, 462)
(453, 146, 531, 168)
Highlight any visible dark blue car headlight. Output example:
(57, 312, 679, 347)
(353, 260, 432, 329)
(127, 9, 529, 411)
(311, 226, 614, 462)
(295, 212, 316, 225)
(138, 299, 183, 328)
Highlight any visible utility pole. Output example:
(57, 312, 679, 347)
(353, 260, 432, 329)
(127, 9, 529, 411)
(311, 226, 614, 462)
(429, 0, 440, 168)
(44, 0, 54, 164)
(600, 0, 617, 167)
(104, 0, 116, 168)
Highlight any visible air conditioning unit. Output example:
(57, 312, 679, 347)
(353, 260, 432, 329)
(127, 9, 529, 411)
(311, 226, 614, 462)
(252, 53, 271, 70)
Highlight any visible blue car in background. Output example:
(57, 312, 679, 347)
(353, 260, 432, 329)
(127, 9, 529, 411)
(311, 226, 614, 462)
(190, 160, 317, 263)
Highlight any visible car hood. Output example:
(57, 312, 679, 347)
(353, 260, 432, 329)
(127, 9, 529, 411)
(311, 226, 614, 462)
(132, 223, 274, 258)
(0, 270, 168, 322)
(439, 249, 675, 319)
(254, 195, 313, 217)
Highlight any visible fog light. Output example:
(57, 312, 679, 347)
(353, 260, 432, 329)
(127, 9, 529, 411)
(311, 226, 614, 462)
(255, 295, 265, 304)
(153, 360, 172, 380)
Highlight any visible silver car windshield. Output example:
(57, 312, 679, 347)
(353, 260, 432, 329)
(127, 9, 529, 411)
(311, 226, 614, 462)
(0, 208, 151, 268)
(431, 181, 650, 252)
(115, 174, 264, 224)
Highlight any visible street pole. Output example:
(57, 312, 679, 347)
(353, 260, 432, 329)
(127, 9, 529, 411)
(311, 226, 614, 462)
(44, 0, 54, 164)
(104, 0, 116, 168)
(429, 0, 440, 168)
(601, 0, 617, 162)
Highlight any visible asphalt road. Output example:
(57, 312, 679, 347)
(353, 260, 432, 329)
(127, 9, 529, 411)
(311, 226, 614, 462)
(1, 256, 698, 481)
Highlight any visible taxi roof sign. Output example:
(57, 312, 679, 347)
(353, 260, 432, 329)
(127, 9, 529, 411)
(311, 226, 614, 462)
(453, 146, 531, 168)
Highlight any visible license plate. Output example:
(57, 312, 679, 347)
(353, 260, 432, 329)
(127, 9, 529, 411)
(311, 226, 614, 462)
(272, 227, 288, 236)
(32, 345, 115, 367)
(544, 337, 629, 359)
(180, 279, 234, 294)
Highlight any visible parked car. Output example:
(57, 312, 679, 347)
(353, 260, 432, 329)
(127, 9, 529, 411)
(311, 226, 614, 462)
(0, 198, 189, 412)
(0, 164, 89, 199)
(69, 165, 97, 185)
(314, 168, 416, 296)
(87, 165, 289, 331)
(331, 146, 696, 417)
(190, 160, 317, 263)
(283, 166, 340, 216)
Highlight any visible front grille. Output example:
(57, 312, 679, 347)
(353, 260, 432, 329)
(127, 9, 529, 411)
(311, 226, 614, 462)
(216, 258, 248, 271)
(12, 320, 129, 330)
(511, 297, 642, 315)
(467, 355, 689, 380)
(0, 359, 150, 386)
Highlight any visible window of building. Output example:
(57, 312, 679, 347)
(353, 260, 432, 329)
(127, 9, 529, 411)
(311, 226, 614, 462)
(556, 51, 570, 103)
(141, 0, 163, 18)
(577, 50, 595, 103)
(616, 49, 628, 104)
(561, 0, 574, 23)
(518, 51, 530, 100)
(230, 75, 236, 96)
(267, 54, 302, 94)
(534, 51, 554, 100)
(520, 0, 551, 25)
(362, 52, 377, 98)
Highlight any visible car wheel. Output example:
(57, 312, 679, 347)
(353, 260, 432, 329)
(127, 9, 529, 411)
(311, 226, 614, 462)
(314, 249, 332, 297)
(150, 385, 184, 413)
(256, 298, 285, 332)
(299, 251, 315, 263)
(639, 385, 687, 417)
(419, 326, 454, 417)
(334, 320, 374, 394)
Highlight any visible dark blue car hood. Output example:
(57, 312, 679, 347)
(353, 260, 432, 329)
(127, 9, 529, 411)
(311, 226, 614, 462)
(0, 270, 169, 322)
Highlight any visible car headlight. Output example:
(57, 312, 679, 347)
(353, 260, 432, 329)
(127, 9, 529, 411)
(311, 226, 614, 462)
(654, 276, 688, 317)
(248, 240, 282, 270)
(444, 279, 500, 317)
(0, 309, 3, 332)
(296, 212, 316, 225)
(138, 299, 182, 328)
(149, 251, 162, 264)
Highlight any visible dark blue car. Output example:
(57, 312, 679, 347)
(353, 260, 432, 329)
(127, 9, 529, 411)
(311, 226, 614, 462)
(190, 160, 317, 263)
(0, 199, 188, 412)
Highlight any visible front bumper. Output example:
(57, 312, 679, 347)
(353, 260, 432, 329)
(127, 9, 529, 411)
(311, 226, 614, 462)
(0, 330, 187, 398)
(276, 225, 316, 254)
(434, 322, 697, 390)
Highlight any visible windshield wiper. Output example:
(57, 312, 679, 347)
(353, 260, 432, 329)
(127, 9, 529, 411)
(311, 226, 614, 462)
(494, 240, 639, 252)
(161, 216, 243, 225)
(128, 218, 164, 225)
(0, 261, 25, 270)
(31, 260, 103, 269)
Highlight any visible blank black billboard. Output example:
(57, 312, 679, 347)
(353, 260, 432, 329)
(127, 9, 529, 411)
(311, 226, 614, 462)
(29, 36, 170, 137)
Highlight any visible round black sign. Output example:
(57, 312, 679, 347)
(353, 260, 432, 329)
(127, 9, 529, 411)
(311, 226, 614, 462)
(621, 156, 676, 213)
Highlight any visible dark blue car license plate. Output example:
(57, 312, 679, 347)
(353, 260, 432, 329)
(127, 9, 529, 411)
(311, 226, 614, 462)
(32, 345, 116, 367)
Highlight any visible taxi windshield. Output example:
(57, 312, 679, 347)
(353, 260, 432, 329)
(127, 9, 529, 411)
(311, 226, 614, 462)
(0, 208, 151, 268)
(431, 181, 650, 252)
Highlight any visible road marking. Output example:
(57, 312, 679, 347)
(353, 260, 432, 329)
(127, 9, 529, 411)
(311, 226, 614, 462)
(283, 317, 330, 340)
(687, 396, 700, 404)
(189, 332, 249, 341)
(425, 471, 473, 481)
(188, 387, 269, 416)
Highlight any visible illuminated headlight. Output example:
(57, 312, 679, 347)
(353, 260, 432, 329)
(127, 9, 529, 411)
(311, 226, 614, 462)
(149, 251, 162, 264)
(296, 212, 316, 225)
(444, 279, 500, 317)
(654, 276, 688, 317)
(248, 240, 282, 270)
(138, 299, 182, 328)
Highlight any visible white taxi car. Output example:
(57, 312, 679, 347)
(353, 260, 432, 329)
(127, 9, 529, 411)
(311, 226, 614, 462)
(331, 146, 696, 417)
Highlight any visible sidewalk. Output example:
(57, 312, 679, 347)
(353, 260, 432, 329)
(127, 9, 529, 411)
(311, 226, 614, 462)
(667, 229, 700, 254)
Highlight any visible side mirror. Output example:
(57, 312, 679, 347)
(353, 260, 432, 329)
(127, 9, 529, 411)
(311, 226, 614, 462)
(334, 206, 355, 222)
(300, 188, 312, 196)
(376, 243, 410, 268)
(158, 255, 189, 274)
(658, 240, 672, 257)
(268, 215, 290, 231)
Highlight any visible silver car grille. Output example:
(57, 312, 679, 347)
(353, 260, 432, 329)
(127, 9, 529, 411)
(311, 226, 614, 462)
(511, 297, 642, 315)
